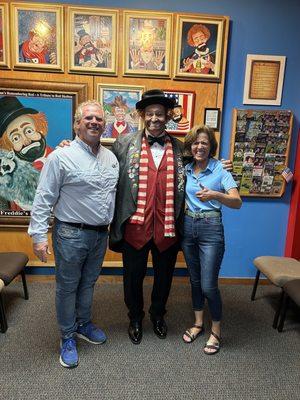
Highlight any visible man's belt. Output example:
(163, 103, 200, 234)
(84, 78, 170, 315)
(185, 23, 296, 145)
(56, 218, 108, 232)
(185, 209, 221, 219)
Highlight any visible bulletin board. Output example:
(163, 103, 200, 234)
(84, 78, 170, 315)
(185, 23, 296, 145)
(230, 108, 293, 197)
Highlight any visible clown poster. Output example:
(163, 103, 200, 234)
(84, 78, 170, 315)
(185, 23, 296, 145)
(0, 91, 74, 220)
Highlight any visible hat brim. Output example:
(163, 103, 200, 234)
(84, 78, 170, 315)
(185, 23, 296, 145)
(136, 96, 176, 110)
(0, 106, 38, 137)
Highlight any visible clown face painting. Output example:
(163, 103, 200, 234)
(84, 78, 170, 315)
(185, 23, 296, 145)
(11, 3, 63, 71)
(0, 93, 73, 216)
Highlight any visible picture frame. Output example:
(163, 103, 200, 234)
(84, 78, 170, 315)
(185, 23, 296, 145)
(96, 83, 144, 144)
(164, 90, 195, 136)
(10, 2, 63, 72)
(230, 108, 293, 198)
(0, 78, 87, 227)
(123, 10, 172, 77)
(243, 54, 286, 105)
(67, 6, 118, 75)
(174, 15, 226, 81)
(0, 3, 10, 69)
(204, 107, 220, 130)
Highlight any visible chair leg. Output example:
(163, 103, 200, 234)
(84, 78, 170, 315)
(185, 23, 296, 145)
(251, 270, 261, 300)
(20, 270, 29, 300)
(0, 292, 8, 333)
(278, 294, 289, 332)
(273, 289, 284, 329)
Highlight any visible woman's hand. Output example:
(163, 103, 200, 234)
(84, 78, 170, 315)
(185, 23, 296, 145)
(196, 187, 242, 209)
(196, 187, 218, 202)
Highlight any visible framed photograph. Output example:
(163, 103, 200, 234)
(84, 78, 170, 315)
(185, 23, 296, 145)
(174, 15, 226, 81)
(123, 10, 172, 77)
(243, 54, 286, 105)
(96, 83, 144, 143)
(204, 107, 220, 130)
(164, 90, 195, 136)
(10, 2, 63, 72)
(0, 78, 87, 227)
(67, 6, 118, 75)
(0, 3, 10, 69)
(230, 108, 293, 197)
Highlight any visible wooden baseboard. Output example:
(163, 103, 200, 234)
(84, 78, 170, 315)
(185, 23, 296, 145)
(219, 278, 270, 285)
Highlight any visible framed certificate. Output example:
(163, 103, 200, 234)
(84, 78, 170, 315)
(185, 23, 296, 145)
(243, 54, 286, 105)
(204, 108, 220, 130)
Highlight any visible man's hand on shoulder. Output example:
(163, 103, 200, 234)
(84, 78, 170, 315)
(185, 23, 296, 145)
(33, 241, 51, 263)
(221, 158, 233, 171)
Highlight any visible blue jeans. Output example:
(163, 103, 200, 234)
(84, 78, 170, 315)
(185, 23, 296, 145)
(52, 220, 108, 339)
(181, 215, 225, 321)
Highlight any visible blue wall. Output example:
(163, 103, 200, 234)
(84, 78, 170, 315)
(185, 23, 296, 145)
(32, 0, 300, 277)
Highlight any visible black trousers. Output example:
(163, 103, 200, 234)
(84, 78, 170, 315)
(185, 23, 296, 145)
(122, 240, 179, 323)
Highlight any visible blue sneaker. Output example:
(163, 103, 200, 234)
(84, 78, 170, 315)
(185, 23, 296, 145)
(60, 338, 78, 368)
(77, 322, 107, 344)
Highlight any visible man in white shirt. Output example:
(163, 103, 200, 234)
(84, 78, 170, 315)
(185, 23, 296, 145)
(28, 100, 119, 368)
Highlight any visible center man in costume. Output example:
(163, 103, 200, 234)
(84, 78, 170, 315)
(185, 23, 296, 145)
(109, 89, 185, 344)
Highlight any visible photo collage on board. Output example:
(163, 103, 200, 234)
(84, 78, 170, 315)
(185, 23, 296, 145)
(232, 110, 291, 196)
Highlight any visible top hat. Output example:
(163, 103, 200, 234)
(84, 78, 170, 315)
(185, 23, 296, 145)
(0, 96, 38, 138)
(77, 29, 90, 40)
(136, 89, 176, 110)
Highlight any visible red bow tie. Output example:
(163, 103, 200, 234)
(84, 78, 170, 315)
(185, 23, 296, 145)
(116, 121, 125, 127)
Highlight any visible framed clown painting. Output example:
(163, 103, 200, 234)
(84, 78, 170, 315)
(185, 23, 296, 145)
(123, 10, 172, 77)
(10, 2, 63, 72)
(163, 90, 195, 135)
(174, 15, 226, 81)
(0, 78, 87, 227)
(0, 3, 10, 69)
(67, 6, 118, 75)
(96, 83, 144, 144)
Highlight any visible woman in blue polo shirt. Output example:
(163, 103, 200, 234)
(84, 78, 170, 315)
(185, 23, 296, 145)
(182, 125, 242, 354)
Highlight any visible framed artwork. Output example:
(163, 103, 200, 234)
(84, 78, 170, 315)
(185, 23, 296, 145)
(10, 2, 63, 72)
(204, 108, 220, 130)
(123, 10, 172, 77)
(243, 54, 286, 105)
(174, 15, 226, 81)
(0, 78, 87, 227)
(0, 3, 10, 69)
(163, 90, 195, 136)
(67, 6, 118, 75)
(230, 108, 293, 197)
(96, 83, 144, 143)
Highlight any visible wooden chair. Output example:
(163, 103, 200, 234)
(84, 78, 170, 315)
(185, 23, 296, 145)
(251, 256, 300, 328)
(0, 252, 29, 333)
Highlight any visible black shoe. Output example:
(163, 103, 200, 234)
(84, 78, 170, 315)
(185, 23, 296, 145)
(128, 322, 143, 344)
(151, 318, 167, 339)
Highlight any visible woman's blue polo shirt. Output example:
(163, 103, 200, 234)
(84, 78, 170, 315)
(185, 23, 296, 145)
(185, 158, 237, 212)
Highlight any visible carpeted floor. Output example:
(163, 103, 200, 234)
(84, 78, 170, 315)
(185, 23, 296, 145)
(0, 278, 299, 400)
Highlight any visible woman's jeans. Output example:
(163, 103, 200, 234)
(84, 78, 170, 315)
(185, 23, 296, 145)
(181, 214, 225, 321)
(52, 220, 108, 339)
